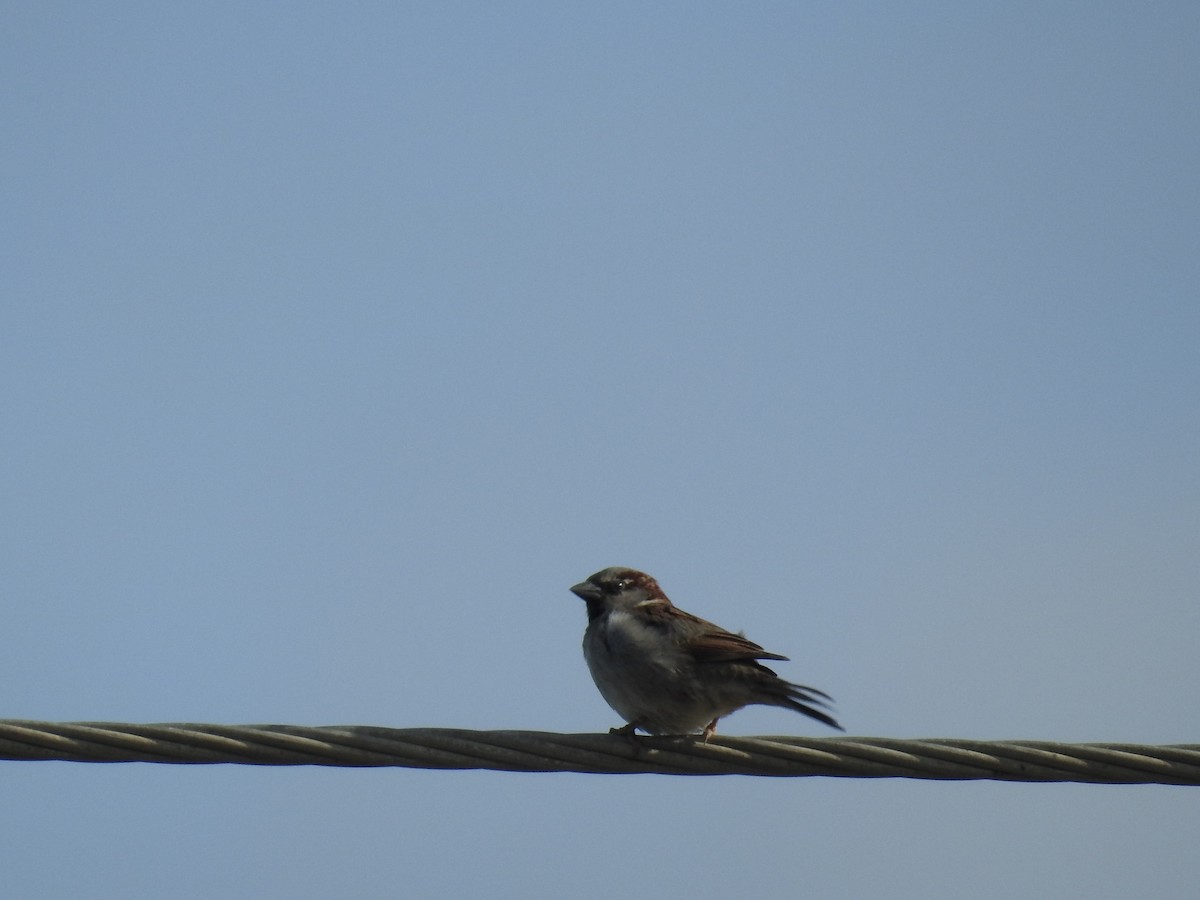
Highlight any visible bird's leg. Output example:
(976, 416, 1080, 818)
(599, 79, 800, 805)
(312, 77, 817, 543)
(609, 719, 649, 755)
(702, 718, 719, 742)
(610, 719, 644, 737)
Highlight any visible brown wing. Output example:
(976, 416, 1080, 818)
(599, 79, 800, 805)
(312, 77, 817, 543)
(684, 624, 789, 663)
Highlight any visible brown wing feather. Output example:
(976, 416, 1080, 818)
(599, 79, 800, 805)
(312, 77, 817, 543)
(684, 626, 789, 663)
(633, 598, 791, 663)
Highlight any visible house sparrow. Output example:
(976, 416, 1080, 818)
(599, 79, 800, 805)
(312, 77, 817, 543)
(570, 566, 842, 740)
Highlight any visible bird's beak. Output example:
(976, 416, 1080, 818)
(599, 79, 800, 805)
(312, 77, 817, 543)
(570, 581, 602, 602)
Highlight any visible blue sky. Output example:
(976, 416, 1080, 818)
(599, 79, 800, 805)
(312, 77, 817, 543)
(3, 3, 1198, 898)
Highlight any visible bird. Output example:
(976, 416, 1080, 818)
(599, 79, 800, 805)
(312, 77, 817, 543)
(569, 566, 842, 740)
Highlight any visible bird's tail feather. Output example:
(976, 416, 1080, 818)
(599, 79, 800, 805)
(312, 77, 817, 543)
(779, 681, 843, 731)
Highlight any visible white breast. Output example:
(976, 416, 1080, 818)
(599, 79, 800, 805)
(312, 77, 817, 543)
(583, 610, 692, 727)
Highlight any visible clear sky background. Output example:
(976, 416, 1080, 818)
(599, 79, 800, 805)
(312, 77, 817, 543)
(3, 3, 1198, 898)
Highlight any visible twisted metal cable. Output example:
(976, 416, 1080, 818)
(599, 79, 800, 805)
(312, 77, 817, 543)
(0, 720, 1196, 784)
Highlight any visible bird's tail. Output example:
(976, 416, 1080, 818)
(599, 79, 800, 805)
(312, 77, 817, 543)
(777, 681, 843, 731)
